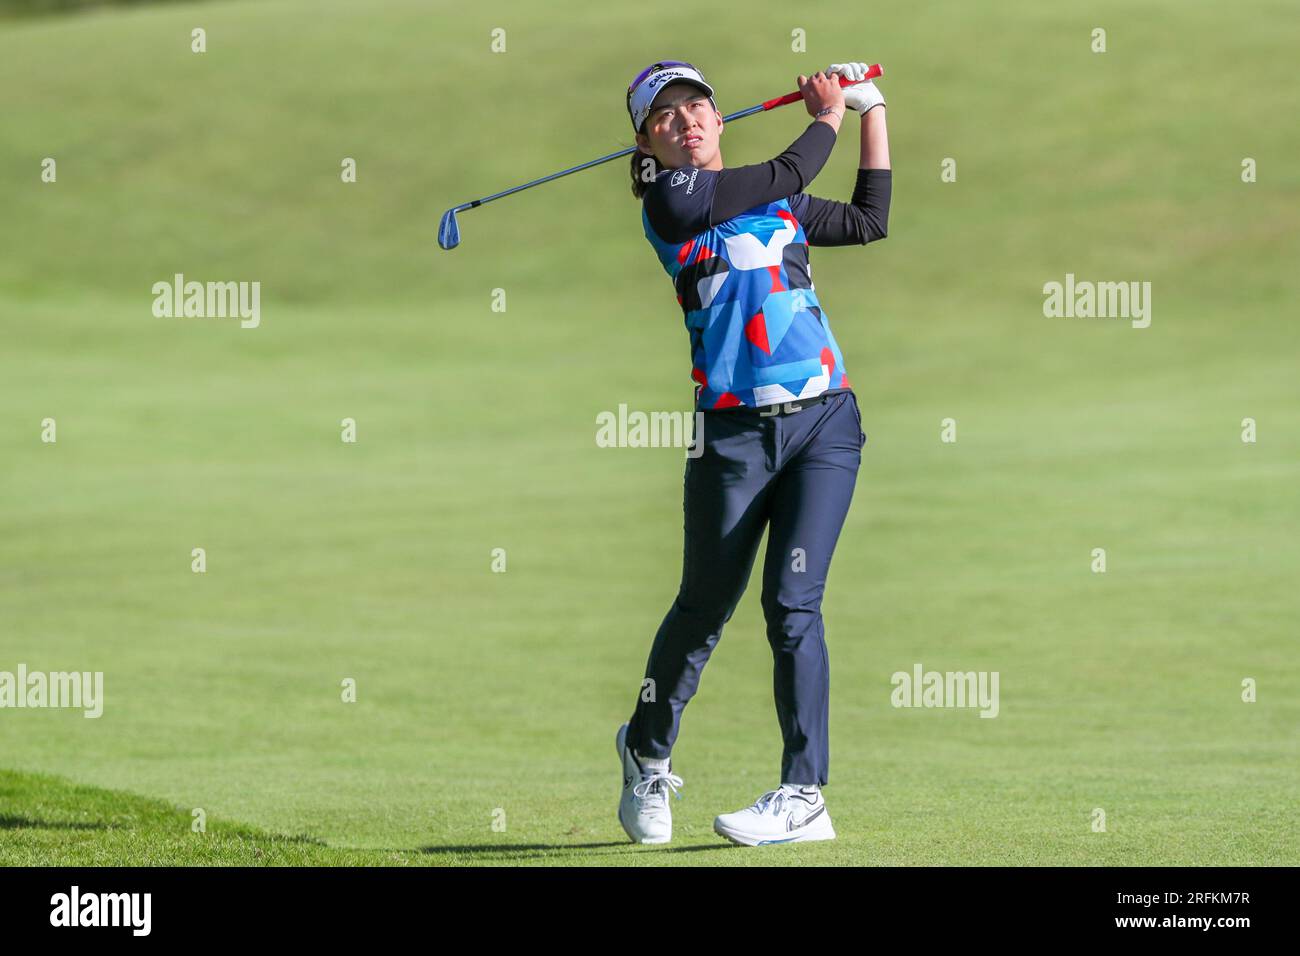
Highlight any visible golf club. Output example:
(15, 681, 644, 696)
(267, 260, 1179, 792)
(437, 64, 884, 251)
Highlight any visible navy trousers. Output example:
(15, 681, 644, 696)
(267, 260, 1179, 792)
(626, 389, 866, 786)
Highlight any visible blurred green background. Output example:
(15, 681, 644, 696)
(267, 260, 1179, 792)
(1, 0, 1296, 865)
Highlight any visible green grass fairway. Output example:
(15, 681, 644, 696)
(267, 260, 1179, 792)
(2, 0, 1297, 866)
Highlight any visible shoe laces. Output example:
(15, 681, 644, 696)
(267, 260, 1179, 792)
(754, 787, 818, 817)
(753, 789, 789, 816)
(633, 770, 684, 810)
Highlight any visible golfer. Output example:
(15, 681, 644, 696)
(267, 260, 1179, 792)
(616, 60, 892, 845)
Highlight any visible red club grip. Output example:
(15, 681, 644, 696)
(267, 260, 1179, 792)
(761, 63, 883, 110)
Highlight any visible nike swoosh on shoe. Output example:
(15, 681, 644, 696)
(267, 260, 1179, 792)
(787, 804, 826, 831)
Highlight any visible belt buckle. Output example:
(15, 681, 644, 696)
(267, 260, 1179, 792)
(759, 399, 804, 418)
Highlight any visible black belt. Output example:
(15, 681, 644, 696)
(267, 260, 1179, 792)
(699, 389, 846, 418)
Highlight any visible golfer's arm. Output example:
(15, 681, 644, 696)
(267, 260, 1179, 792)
(707, 121, 838, 226)
(790, 109, 891, 247)
(791, 170, 891, 246)
(861, 103, 889, 170)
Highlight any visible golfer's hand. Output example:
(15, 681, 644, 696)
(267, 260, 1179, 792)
(828, 62, 885, 116)
(798, 71, 845, 121)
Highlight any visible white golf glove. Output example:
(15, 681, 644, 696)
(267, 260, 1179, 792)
(827, 61, 885, 115)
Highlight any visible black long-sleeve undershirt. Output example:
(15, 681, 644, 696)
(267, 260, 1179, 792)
(790, 167, 892, 246)
(708, 120, 839, 225)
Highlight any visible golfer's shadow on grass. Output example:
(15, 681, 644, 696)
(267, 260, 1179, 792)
(414, 842, 732, 857)
(0, 814, 104, 831)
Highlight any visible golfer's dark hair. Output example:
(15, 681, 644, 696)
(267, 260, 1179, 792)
(630, 148, 663, 199)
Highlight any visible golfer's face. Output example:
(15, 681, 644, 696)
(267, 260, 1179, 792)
(644, 83, 721, 169)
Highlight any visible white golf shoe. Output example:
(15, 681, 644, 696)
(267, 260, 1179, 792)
(615, 723, 683, 844)
(713, 785, 836, 846)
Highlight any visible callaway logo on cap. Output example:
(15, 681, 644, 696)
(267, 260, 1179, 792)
(626, 60, 716, 133)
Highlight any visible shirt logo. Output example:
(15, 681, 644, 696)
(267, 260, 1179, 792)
(670, 168, 699, 194)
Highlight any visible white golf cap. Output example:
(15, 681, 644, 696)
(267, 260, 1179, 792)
(627, 61, 715, 133)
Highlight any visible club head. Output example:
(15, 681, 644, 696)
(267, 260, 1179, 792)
(438, 208, 460, 250)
